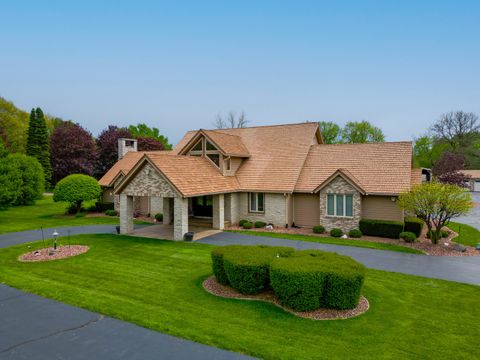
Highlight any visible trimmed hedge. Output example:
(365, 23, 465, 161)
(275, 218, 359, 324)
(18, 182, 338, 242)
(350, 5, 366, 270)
(242, 221, 253, 229)
(348, 229, 362, 238)
(359, 219, 404, 239)
(211, 245, 246, 285)
(399, 231, 416, 243)
(254, 221, 267, 228)
(404, 217, 424, 237)
(330, 228, 343, 237)
(313, 225, 325, 234)
(222, 245, 294, 294)
(239, 219, 249, 227)
(270, 250, 366, 311)
(95, 201, 114, 212)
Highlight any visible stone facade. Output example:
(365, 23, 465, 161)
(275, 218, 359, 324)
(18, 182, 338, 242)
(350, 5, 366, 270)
(224, 193, 240, 224)
(150, 196, 163, 215)
(319, 176, 361, 232)
(238, 192, 287, 227)
(173, 197, 188, 240)
(119, 194, 134, 234)
(123, 163, 177, 197)
(212, 194, 225, 230)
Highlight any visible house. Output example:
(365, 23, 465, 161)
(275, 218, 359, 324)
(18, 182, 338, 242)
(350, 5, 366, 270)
(98, 138, 168, 216)
(461, 170, 480, 192)
(106, 122, 421, 240)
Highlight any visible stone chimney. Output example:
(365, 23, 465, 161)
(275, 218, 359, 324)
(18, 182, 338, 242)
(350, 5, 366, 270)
(118, 138, 138, 160)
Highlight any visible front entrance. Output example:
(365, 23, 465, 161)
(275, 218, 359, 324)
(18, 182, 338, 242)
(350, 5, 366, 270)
(192, 195, 213, 217)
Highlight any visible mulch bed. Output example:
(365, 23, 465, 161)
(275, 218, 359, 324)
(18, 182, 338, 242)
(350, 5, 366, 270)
(203, 276, 369, 320)
(227, 226, 479, 256)
(19, 245, 89, 262)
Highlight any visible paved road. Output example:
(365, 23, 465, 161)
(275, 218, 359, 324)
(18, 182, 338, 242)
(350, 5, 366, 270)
(199, 232, 480, 286)
(0, 225, 150, 249)
(455, 192, 480, 230)
(0, 285, 252, 360)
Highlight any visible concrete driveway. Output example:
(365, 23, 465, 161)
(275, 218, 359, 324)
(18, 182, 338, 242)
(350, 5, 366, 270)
(455, 192, 480, 230)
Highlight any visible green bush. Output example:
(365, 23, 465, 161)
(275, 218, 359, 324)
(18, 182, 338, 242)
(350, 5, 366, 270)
(95, 201, 114, 212)
(211, 245, 245, 285)
(239, 219, 249, 227)
(155, 213, 163, 222)
(399, 231, 416, 243)
(105, 209, 118, 216)
(348, 229, 362, 238)
(359, 219, 404, 239)
(426, 229, 449, 239)
(404, 217, 424, 237)
(242, 221, 253, 229)
(313, 225, 325, 234)
(75, 212, 86, 218)
(330, 228, 343, 237)
(53, 174, 101, 214)
(254, 221, 267, 228)
(222, 245, 294, 294)
(270, 250, 366, 311)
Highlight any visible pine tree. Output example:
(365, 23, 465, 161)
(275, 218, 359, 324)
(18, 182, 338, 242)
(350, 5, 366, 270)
(26, 107, 52, 186)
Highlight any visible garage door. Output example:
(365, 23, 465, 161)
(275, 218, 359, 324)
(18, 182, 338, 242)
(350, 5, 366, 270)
(294, 194, 320, 227)
(474, 181, 480, 192)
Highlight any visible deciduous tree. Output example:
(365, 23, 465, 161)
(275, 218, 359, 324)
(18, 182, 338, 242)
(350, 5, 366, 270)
(214, 111, 248, 129)
(398, 182, 472, 244)
(53, 174, 101, 213)
(431, 111, 479, 150)
(341, 121, 385, 143)
(319, 121, 342, 144)
(95, 126, 132, 178)
(51, 122, 97, 184)
(8, 154, 44, 205)
(128, 123, 172, 150)
(137, 136, 165, 151)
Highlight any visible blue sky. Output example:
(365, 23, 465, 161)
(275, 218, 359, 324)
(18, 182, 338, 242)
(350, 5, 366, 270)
(1, 0, 479, 144)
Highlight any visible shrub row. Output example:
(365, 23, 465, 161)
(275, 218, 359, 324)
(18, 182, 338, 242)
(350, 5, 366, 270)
(239, 219, 267, 229)
(404, 217, 424, 237)
(211, 245, 366, 311)
(359, 219, 404, 239)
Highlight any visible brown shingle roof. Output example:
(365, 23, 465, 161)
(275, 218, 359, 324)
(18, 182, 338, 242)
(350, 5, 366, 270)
(174, 123, 321, 192)
(410, 168, 423, 187)
(203, 130, 250, 157)
(461, 170, 480, 179)
(146, 153, 240, 197)
(295, 142, 414, 195)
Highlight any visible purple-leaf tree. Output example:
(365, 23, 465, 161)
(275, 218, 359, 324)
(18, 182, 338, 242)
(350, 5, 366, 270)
(137, 136, 165, 151)
(432, 152, 471, 187)
(95, 126, 132, 178)
(50, 122, 97, 184)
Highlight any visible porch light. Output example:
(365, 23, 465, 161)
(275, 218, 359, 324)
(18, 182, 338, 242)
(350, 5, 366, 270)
(52, 230, 59, 250)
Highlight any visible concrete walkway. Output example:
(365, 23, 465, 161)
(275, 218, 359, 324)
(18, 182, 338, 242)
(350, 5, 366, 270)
(0, 285, 252, 360)
(199, 232, 480, 286)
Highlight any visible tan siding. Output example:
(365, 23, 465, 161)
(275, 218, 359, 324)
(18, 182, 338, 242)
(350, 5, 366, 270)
(293, 194, 320, 227)
(224, 157, 243, 176)
(361, 196, 403, 222)
(287, 194, 294, 226)
(102, 188, 114, 203)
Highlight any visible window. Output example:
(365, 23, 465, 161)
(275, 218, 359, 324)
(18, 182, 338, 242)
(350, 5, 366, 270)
(249, 192, 265, 212)
(326, 194, 353, 217)
(206, 141, 217, 151)
(192, 139, 203, 151)
(225, 158, 231, 171)
(207, 153, 220, 167)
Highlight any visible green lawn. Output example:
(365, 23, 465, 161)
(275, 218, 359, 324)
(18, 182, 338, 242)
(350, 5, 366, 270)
(229, 230, 424, 254)
(0, 195, 135, 234)
(448, 222, 480, 247)
(0, 234, 477, 359)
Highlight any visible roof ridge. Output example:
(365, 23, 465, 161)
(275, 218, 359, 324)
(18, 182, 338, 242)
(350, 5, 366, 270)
(199, 122, 319, 131)
(310, 141, 412, 147)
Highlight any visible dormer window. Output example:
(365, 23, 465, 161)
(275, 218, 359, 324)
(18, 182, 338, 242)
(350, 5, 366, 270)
(191, 139, 203, 152)
(207, 153, 220, 167)
(206, 141, 217, 151)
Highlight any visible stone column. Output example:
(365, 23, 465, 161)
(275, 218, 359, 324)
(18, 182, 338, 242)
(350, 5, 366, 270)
(163, 197, 171, 225)
(173, 197, 188, 240)
(120, 194, 134, 234)
(213, 194, 225, 230)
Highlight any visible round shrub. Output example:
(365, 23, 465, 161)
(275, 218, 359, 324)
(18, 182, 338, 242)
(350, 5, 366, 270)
(211, 245, 245, 285)
(348, 229, 362, 238)
(155, 213, 163, 222)
(313, 225, 325, 234)
(254, 221, 267, 228)
(53, 174, 101, 213)
(242, 221, 253, 229)
(270, 250, 366, 311)
(222, 245, 294, 294)
(330, 228, 343, 237)
(239, 219, 249, 227)
(399, 231, 416, 243)
(105, 209, 118, 216)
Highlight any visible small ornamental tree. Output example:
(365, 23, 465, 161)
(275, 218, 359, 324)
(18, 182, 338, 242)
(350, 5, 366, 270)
(53, 174, 101, 213)
(26, 108, 52, 186)
(95, 126, 132, 179)
(0, 157, 22, 209)
(432, 152, 471, 187)
(51, 122, 97, 184)
(398, 182, 472, 244)
(8, 154, 44, 206)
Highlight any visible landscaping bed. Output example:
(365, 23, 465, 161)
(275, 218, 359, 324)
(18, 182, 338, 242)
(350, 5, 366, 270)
(19, 245, 89, 262)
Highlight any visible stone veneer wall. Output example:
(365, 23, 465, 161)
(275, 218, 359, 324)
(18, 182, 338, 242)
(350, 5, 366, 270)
(150, 196, 163, 215)
(238, 192, 287, 227)
(224, 193, 240, 224)
(122, 163, 178, 198)
(319, 176, 361, 232)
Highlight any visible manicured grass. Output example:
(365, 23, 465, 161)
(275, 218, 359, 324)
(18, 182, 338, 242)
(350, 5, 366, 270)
(229, 230, 424, 254)
(0, 195, 147, 234)
(448, 222, 480, 247)
(0, 234, 477, 359)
